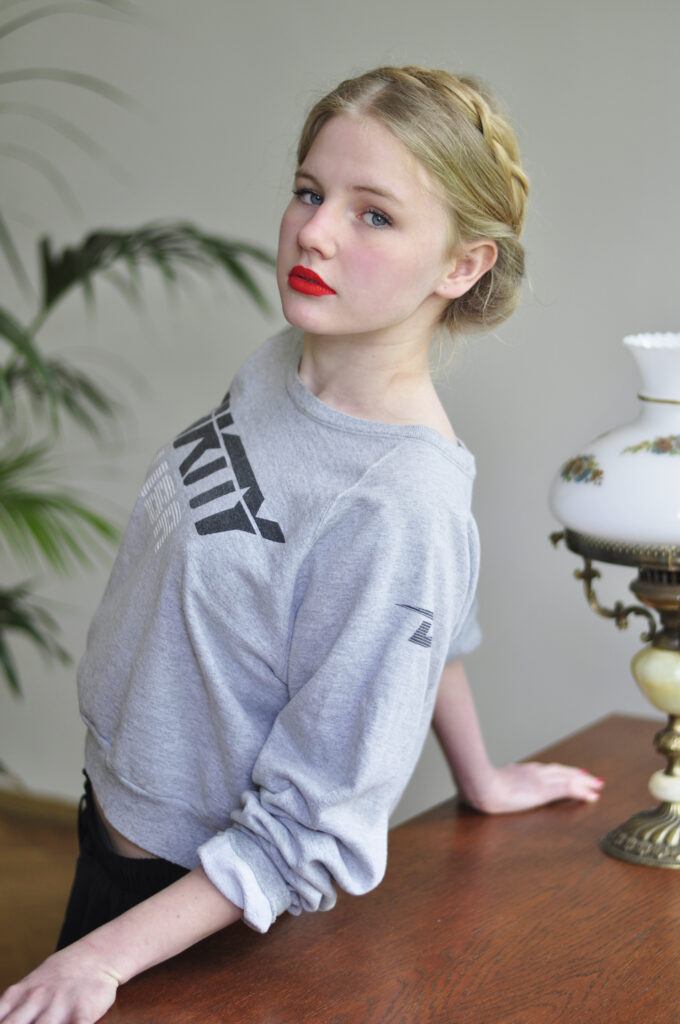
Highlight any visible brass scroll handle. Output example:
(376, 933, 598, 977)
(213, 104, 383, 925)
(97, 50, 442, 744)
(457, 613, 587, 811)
(550, 532, 658, 643)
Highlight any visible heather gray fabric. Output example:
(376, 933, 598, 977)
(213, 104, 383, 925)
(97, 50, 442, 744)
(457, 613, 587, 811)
(80, 327, 481, 932)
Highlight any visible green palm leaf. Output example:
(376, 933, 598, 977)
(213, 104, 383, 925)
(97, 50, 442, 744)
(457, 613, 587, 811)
(0, 142, 82, 217)
(0, 68, 136, 110)
(0, 442, 119, 572)
(2, 356, 118, 432)
(0, 2, 139, 289)
(0, 582, 71, 697)
(0, 209, 31, 296)
(0, 2, 137, 42)
(0, 101, 130, 183)
(0, 305, 119, 431)
(0, 305, 53, 394)
(39, 221, 276, 315)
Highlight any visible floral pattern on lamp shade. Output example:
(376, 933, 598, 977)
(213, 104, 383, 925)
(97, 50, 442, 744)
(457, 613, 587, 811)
(623, 435, 680, 456)
(559, 454, 604, 485)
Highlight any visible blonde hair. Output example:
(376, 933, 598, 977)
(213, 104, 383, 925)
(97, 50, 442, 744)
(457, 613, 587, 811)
(297, 66, 529, 336)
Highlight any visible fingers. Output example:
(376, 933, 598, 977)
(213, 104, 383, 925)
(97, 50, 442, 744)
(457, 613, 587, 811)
(0, 983, 44, 1024)
(524, 762, 604, 804)
(573, 766, 605, 802)
(0, 966, 118, 1024)
(473, 762, 606, 814)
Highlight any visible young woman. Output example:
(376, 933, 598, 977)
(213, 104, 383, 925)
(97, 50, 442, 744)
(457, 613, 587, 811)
(0, 66, 602, 1024)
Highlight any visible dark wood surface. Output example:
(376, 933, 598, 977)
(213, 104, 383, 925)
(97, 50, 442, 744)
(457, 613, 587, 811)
(106, 715, 678, 1024)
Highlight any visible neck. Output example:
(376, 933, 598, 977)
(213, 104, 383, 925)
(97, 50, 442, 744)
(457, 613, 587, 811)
(298, 330, 436, 424)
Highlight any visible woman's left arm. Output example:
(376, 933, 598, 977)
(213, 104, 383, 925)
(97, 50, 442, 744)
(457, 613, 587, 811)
(432, 659, 604, 813)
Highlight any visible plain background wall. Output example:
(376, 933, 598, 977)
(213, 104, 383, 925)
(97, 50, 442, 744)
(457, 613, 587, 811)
(1, 0, 677, 825)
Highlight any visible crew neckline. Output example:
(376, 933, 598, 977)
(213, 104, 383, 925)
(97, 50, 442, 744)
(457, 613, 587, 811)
(283, 330, 475, 470)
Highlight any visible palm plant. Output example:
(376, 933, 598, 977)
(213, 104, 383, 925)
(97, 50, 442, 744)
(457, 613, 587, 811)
(0, 0, 275, 697)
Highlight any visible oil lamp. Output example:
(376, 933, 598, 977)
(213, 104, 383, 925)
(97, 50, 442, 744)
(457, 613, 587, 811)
(550, 333, 680, 867)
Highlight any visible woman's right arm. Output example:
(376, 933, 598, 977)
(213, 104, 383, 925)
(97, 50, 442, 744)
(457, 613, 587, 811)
(0, 866, 242, 1024)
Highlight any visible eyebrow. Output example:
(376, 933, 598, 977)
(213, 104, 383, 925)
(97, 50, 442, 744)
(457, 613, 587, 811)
(295, 169, 403, 206)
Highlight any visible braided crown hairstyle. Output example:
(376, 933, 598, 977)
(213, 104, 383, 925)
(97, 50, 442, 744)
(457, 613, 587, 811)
(297, 66, 529, 335)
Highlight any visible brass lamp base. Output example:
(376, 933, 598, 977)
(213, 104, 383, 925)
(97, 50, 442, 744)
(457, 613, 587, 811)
(601, 714, 680, 867)
(601, 803, 680, 868)
(552, 529, 680, 867)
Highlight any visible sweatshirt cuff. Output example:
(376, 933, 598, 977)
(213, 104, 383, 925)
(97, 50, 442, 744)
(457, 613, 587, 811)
(198, 827, 289, 933)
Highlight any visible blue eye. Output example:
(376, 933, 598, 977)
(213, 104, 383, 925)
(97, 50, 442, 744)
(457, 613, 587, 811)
(362, 209, 392, 229)
(293, 188, 323, 206)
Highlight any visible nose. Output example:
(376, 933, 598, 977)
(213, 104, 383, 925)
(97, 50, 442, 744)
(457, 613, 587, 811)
(296, 203, 337, 260)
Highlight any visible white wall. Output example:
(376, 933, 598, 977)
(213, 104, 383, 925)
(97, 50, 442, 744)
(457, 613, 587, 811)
(1, 0, 675, 823)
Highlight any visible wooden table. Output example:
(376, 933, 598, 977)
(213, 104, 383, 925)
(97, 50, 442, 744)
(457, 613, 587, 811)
(107, 715, 679, 1024)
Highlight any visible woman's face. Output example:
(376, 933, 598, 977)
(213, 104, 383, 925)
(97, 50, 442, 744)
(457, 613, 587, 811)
(276, 114, 462, 348)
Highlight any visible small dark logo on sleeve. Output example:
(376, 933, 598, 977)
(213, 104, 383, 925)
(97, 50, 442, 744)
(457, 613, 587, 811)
(397, 604, 433, 648)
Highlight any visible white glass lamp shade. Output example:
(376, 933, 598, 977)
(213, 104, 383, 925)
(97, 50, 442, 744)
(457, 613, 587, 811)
(549, 334, 680, 548)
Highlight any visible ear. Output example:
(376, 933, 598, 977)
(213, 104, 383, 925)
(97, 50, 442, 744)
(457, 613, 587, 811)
(435, 240, 498, 301)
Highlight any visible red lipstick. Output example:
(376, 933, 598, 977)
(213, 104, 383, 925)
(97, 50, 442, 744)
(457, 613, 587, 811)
(288, 265, 336, 296)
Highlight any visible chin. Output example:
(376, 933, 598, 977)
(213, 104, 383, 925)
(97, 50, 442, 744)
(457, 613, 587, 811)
(279, 296, 332, 333)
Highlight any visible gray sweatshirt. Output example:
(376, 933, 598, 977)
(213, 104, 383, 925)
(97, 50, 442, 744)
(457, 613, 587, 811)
(79, 328, 481, 932)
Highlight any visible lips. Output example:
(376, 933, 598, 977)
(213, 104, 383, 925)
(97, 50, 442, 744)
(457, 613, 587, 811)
(288, 265, 336, 296)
